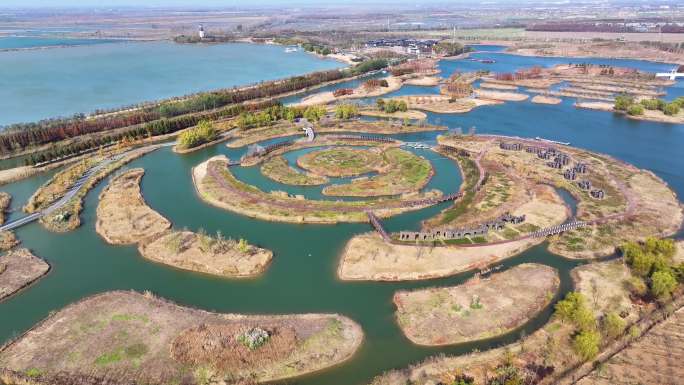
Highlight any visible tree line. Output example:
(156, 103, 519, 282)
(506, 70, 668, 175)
(2, 59, 390, 157)
(24, 100, 277, 166)
(236, 105, 326, 130)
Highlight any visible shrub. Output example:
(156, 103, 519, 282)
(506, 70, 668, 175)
(602, 312, 626, 339)
(554, 292, 587, 324)
(626, 276, 648, 296)
(335, 104, 359, 119)
(626, 104, 644, 116)
(433, 41, 470, 56)
(363, 79, 386, 91)
(662, 102, 681, 116)
(486, 364, 526, 385)
(572, 329, 601, 361)
(651, 269, 677, 298)
(574, 305, 597, 331)
(614, 95, 634, 111)
(236, 327, 270, 350)
(470, 295, 483, 309)
(621, 238, 675, 277)
(303, 105, 326, 122)
(177, 120, 218, 149)
(25, 368, 44, 378)
(382, 100, 408, 113)
(639, 99, 664, 110)
(628, 325, 640, 339)
(351, 59, 388, 76)
(237, 238, 250, 253)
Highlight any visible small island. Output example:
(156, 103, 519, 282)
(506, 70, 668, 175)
(261, 155, 329, 186)
(394, 264, 559, 345)
(193, 135, 454, 224)
(297, 147, 386, 178)
(339, 134, 682, 281)
(0, 248, 50, 302)
(139, 230, 273, 278)
(96, 168, 172, 245)
(0, 291, 363, 384)
(321, 148, 432, 197)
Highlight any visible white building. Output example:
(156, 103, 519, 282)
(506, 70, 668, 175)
(198, 25, 206, 39)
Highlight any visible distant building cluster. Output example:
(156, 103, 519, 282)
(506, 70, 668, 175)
(500, 141, 605, 200)
(364, 38, 438, 55)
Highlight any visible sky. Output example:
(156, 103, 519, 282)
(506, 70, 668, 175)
(0, 0, 528, 8)
(3, 0, 415, 7)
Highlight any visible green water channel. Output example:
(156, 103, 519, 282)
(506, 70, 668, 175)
(0, 134, 587, 385)
(3, 47, 683, 385)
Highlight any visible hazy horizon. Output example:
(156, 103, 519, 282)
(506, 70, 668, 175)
(1, 0, 671, 9)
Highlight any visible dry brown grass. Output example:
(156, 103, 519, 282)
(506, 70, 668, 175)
(171, 323, 297, 372)
(510, 39, 684, 64)
(394, 264, 559, 345)
(338, 185, 567, 281)
(573, 260, 638, 322)
(436, 135, 682, 259)
(577, 307, 684, 385)
(675, 241, 684, 264)
(96, 168, 171, 245)
(0, 248, 49, 302)
(0, 291, 363, 384)
(474, 89, 530, 102)
(391, 95, 502, 114)
(138, 230, 273, 278)
(261, 156, 328, 186)
(295, 76, 403, 107)
(194, 155, 442, 224)
(297, 147, 387, 178)
(369, 258, 668, 385)
(0, 231, 19, 252)
(531, 95, 562, 105)
(0, 192, 10, 225)
(227, 120, 446, 148)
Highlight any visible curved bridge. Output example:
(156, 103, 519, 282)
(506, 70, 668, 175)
(0, 153, 125, 232)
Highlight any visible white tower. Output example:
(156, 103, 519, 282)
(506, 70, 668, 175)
(198, 25, 206, 39)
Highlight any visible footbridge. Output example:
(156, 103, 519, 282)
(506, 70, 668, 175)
(366, 210, 391, 242)
(530, 220, 587, 238)
(0, 152, 127, 232)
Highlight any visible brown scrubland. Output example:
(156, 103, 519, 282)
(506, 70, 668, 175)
(0, 291, 363, 384)
(394, 264, 559, 345)
(0, 249, 49, 302)
(96, 168, 171, 245)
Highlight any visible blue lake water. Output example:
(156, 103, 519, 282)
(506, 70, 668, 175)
(0, 41, 344, 126)
(0, 36, 120, 50)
